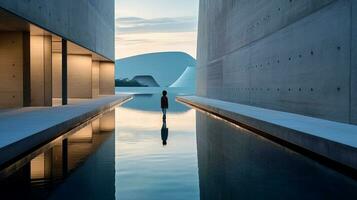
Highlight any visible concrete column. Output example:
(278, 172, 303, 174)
(43, 36, 52, 106)
(99, 62, 115, 95)
(23, 32, 31, 107)
(92, 61, 100, 98)
(52, 53, 62, 98)
(30, 35, 52, 106)
(62, 39, 67, 105)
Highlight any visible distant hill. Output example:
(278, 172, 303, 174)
(115, 78, 147, 87)
(115, 52, 196, 87)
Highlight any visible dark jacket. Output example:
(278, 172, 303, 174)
(161, 96, 168, 109)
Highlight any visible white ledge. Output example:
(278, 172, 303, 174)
(177, 96, 357, 170)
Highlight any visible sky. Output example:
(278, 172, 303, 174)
(115, 0, 199, 59)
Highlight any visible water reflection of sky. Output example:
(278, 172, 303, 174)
(115, 94, 199, 200)
(122, 93, 190, 113)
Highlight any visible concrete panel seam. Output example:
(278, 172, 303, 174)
(349, 0, 353, 123)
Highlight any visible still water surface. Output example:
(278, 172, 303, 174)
(0, 93, 356, 199)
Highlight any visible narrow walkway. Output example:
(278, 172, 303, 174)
(0, 95, 132, 167)
(177, 96, 357, 170)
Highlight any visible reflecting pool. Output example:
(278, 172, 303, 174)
(0, 93, 356, 200)
(114, 94, 199, 200)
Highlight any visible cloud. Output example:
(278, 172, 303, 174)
(115, 32, 197, 59)
(115, 15, 198, 59)
(116, 16, 197, 34)
(115, 36, 153, 45)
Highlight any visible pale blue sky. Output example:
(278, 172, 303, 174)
(116, 0, 198, 19)
(115, 0, 199, 59)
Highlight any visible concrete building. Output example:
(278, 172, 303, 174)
(0, 0, 115, 108)
(0, 1, 129, 172)
(196, 0, 356, 125)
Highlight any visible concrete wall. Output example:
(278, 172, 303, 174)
(52, 53, 62, 98)
(99, 62, 115, 95)
(197, 0, 356, 124)
(0, 0, 115, 61)
(30, 35, 52, 106)
(68, 55, 92, 98)
(0, 32, 24, 108)
(52, 55, 114, 99)
(92, 61, 100, 98)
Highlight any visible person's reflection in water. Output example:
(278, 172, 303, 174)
(161, 120, 169, 146)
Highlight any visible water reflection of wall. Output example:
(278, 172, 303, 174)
(0, 110, 116, 199)
(196, 112, 357, 200)
(50, 111, 116, 199)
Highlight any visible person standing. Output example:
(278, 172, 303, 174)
(161, 90, 169, 120)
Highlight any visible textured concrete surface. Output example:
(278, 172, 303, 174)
(52, 53, 62, 98)
(68, 55, 92, 98)
(92, 61, 100, 98)
(0, 32, 24, 108)
(100, 62, 115, 95)
(352, 0, 357, 124)
(0, 0, 115, 60)
(197, 0, 356, 124)
(177, 96, 357, 170)
(0, 95, 132, 167)
(52, 55, 113, 98)
(30, 35, 52, 106)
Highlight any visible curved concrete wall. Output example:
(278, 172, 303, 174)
(170, 67, 196, 88)
(197, 0, 357, 124)
(0, 0, 114, 61)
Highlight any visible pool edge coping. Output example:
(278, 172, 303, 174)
(0, 95, 133, 170)
(177, 96, 357, 178)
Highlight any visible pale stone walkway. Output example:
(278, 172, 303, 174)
(0, 95, 132, 167)
(177, 96, 357, 170)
